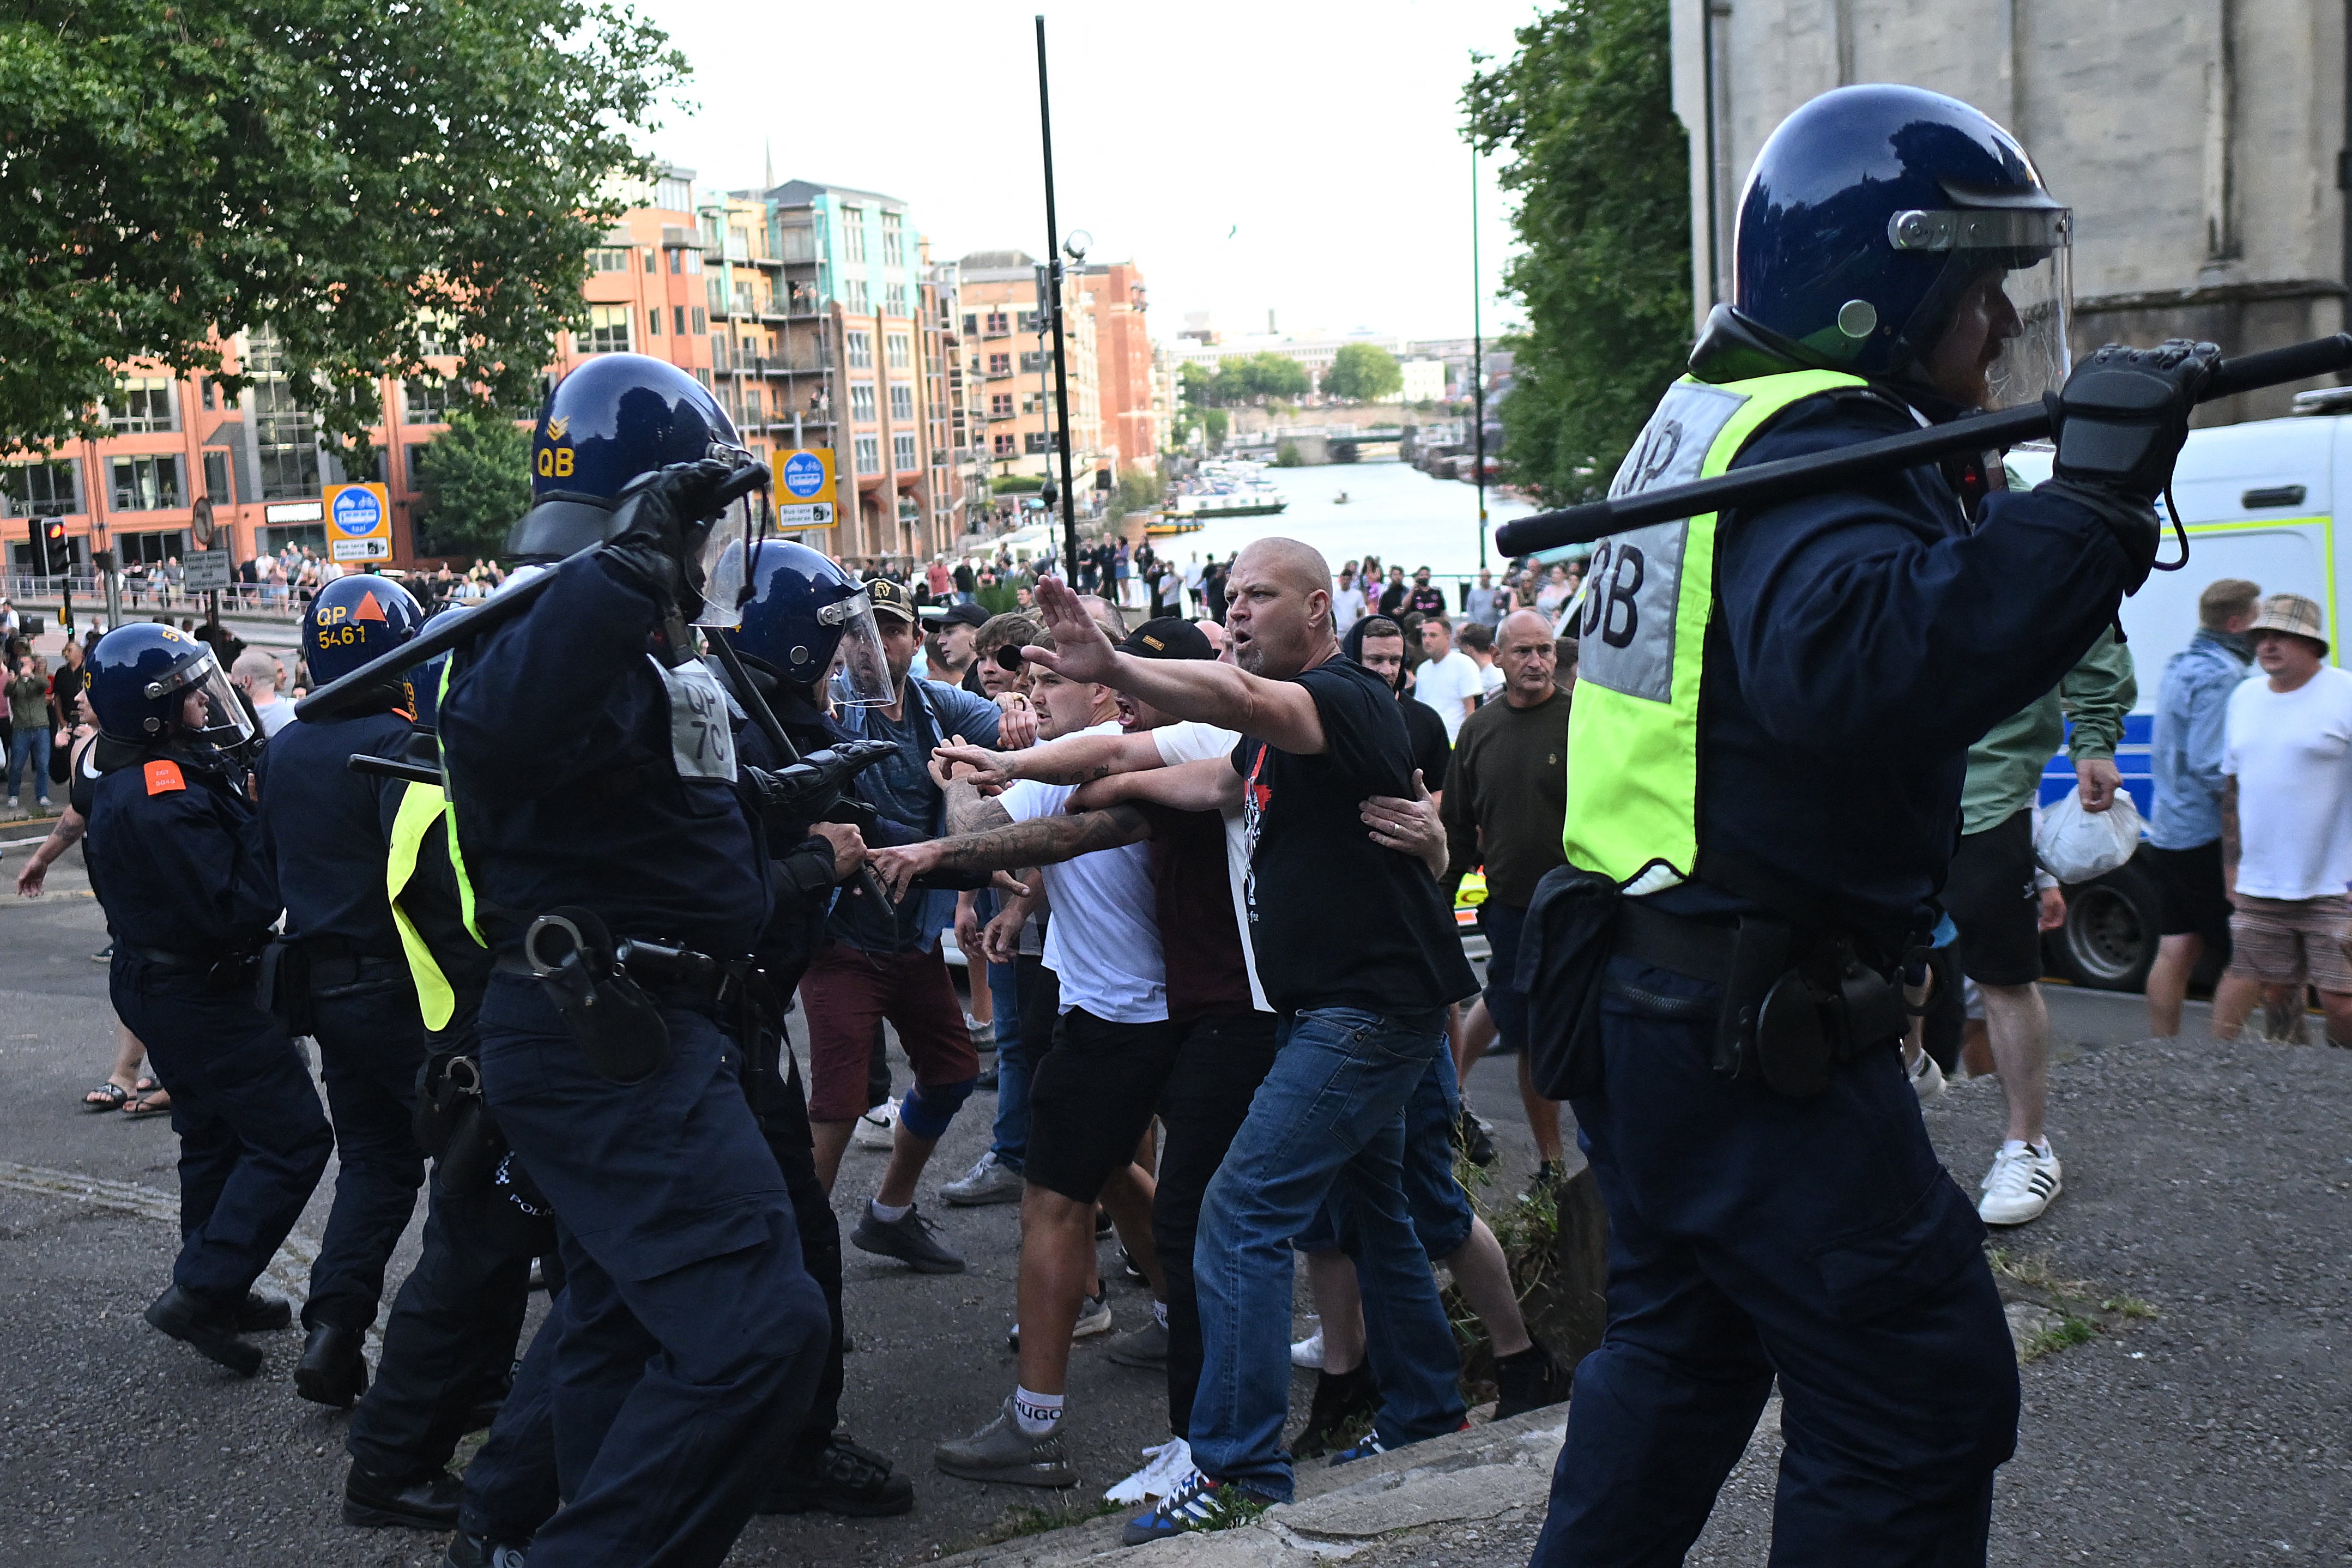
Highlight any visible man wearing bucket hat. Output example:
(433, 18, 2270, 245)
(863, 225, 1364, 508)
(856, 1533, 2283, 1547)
(2214, 592, 2352, 1047)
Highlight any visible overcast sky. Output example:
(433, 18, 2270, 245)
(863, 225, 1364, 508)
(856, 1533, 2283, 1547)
(626, 0, 1547, 346)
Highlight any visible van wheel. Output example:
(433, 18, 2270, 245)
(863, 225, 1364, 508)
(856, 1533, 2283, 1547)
(2047, 861, 2160, 992)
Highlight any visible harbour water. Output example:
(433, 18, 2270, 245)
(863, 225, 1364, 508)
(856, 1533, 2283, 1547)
(1157, 459, 1537, 584)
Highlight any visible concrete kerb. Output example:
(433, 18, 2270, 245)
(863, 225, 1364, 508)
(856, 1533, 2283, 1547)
(935, 1406, 1571, 1568)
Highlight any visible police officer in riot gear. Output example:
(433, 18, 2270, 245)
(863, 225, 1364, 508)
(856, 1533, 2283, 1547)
(436, 354, 829, 1567)
(1530, 86, 2212, 1564)
(83, 623, 332, 1376)
(255, 572, 433, 1413)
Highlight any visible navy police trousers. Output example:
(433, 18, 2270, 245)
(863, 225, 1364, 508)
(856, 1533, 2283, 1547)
(304, 963, 430, 1332)
(1532, 955, 2018, 1568)
(111, 956, 332, 1309)
(472, 974, 828, 1567)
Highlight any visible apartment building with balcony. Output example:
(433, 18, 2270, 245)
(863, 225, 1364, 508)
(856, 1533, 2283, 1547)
(956, 251, 1102, 488)
(1081, 261, 1158, 474)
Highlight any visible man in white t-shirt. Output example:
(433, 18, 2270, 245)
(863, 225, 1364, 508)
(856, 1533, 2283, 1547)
(1330, 570, 1368, 638)
(1412, 615, 1482, 743)
(1454, 620, 1506, 701)
(2214, 592, 2352, 1046)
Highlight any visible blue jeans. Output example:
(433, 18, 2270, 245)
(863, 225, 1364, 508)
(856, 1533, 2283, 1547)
(8, 726, 51, 804)
(1294, 1047, 1475, 1262)
(1189, 1006, 1465, 1499)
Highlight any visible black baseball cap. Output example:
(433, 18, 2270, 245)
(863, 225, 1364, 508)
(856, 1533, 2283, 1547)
(935, 601, 990, 629)
(1120, 616, 1214, 661)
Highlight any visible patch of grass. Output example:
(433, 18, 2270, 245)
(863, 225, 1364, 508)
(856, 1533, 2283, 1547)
(1986, 1249, 2089, 1297)
(2022, 1315, 2100, 1362)
(980, 1496, 1118, 1545)
(2102, 1296, 2158, 1320)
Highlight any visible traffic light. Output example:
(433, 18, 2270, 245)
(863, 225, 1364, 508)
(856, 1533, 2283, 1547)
(39, 519, 66, 575)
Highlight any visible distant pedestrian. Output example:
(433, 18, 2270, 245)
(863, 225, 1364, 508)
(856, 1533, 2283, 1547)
(1411, 615, 1482, 743)
(1330, 568, 1367, 636)
(2143, 578, 2260, 1037)
(1405, 567, 1447, 620)
(7, 653, 51, 810)
(1464, 570, 1500, 629)
(2213, 594, 2352, 1047)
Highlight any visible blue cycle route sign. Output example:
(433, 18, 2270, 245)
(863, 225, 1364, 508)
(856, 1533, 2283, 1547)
(782, 451, 826, 499)
(331, 487, 385, 536)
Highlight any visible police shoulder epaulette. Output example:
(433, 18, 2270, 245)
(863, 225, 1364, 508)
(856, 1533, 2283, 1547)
(143, 759, 187, 795)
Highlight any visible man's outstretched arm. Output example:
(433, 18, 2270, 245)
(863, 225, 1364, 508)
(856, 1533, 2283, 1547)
(933, 727, 1168, 792)
(869, 806, 1155, 899)
(1071, 757, 1244, 814)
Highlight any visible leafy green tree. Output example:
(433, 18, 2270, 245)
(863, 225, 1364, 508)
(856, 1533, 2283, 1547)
(1213, 352, 1308, 405)
(414, 409, 533, 560)
(1202, 408, 1230, 449)
(1179, 361, 1221, 408)
(0, 0, 686, 456)
(1322, 343, 1404, 402)
(1465, 0, 1691, 504)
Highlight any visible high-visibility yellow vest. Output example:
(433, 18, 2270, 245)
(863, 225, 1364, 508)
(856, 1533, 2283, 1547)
(1563, 369, 1864, 892)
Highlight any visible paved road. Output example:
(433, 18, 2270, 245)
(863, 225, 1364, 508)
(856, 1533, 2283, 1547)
(3, 839, 2343, 1565)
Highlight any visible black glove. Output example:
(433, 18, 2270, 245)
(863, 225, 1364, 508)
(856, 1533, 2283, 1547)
(603, 458, 737, 613)
(2041, 338, 2217, 581)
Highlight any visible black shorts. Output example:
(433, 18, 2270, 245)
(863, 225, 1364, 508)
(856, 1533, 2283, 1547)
(2144, 839, 2232, 948)
(1024, 1008, 1183, 1204)
(1943, 809, 2043, 986)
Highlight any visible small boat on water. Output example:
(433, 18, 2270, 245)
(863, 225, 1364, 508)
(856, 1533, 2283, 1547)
(1333, 492, 1350, 504)
(1142, 514, 1204, 537)
(1167, 459, 1289, 518)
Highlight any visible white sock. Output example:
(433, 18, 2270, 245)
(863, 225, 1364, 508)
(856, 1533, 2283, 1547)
(1152, 1298, 1169, 1329)
(2002, 1138, 2052, 1161)
(1013, 1385, 1064, 1437)
(869, 1197, 911, 1224)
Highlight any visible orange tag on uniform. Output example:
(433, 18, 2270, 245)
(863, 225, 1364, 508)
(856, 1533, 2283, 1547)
(143, 759, 186, 795)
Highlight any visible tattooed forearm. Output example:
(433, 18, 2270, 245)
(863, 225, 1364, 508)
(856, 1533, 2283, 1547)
(929, 804, 1153, 875)
(945, 778, 1015, 837)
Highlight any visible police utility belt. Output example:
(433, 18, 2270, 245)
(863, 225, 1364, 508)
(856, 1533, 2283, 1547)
(1519, 866, 1913, 1102)
(491, 906, 755, 1085)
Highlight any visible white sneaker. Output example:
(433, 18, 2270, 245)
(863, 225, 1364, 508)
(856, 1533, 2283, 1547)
(1290, 1324, 1325, 1369)
(1007, 1285, 1111, 1352)
(1978, 1140, 2061, 1225)
(964, 1013, 995, 1049)
(854, 1097, 899, 1150)
(1908, 1051, 1946, 1103)
(1105, 1437, 1195, 1504)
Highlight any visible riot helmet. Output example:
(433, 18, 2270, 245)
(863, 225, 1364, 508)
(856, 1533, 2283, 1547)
(87, 623, 255, 753)
(509, 354, 765, 627)
(301, 573, 423, 696)
(1724, 84, 2071, 410)
(714, 540, 894, 706)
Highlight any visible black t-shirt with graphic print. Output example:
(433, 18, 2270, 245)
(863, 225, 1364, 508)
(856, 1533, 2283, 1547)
(1232, 655, 1480, 1015)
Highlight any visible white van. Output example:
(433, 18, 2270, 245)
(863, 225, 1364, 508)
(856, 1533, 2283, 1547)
(2006, 395, 2347, 989)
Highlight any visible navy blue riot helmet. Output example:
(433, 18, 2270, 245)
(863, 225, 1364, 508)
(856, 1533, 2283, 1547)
(87, 623, 256, 751)
(301, 574, 424, 690)
(509, 353, 746, 561)
(715, 540, 895, 706)
(1719, 84, 2072, 409)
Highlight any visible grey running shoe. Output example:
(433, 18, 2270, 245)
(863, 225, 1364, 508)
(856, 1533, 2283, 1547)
(942, 1151, 1025, 1207)
(1108, 1317, 1169, 1369)
(1007, 1286, 1111, 1352)
(851, 1204, 965, 1274)
(934, 1396, 1076, 1487)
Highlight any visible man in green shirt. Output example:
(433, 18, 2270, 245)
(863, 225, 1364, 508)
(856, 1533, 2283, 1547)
(1946, 628, 2135, 1226)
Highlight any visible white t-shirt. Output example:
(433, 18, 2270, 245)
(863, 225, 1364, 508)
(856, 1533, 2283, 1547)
(1150, 719, 1270, 1013)
(253, 696, 297, 738)
(1002, 721, 1167, 1022)
(1477, 662, 1504, 701)
(2222, 664, 2352, 900)
(1414, 650, 1483, 743)
(1331, 583, 1368, 634)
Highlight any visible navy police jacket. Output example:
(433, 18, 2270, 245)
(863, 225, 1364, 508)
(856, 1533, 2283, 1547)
(253, 709, 412, 954)
(85, 746, 281, 959)
(439, 557, 770, 958)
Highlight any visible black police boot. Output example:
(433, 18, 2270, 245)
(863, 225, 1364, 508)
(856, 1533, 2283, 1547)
(758, 1436, 915, 1517)
(1494, 1341, 1568, 1419)
(342, 1462, 463, 1530)
(442, 1529, 530, 1567)
(1292, 1363, 1380, 1460)
(234, 1290, 293, 1333)
(295, 1323, 370, 1407)
(144, 1285, 263, 1376)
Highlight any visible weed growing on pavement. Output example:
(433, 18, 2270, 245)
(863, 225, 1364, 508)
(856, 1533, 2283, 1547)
(1987, 1248, 2157, 1361)
(2102, 1296, 2158, 1319)
(2022, 1315, 2099, 1361)
(980, 1496, 1117, 1544)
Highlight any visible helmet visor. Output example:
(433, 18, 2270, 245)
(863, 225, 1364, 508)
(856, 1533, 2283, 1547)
(690, 491, 759, 629)
(823, 591, 896, 707)
(149, 655, 256, 749)
(1892, 204, 2073, 411)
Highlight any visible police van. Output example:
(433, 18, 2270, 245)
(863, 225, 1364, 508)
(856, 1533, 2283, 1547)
(2009, 388, 2352, 989)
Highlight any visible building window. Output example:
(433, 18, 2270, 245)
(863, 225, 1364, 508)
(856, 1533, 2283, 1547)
(847, 331, 873, 369)
(990, 392, 1013, 417)
(963, 313, 979, 336)
(110, 376, 177, 434)
(648, 306, 662, 337)
(893, 433, 917, 471)
(252, 378, 321, 500)
(850, 383, 876, 421)
(645, 249, 657, 273)
(742, 389, 763, 426)
(404, 443, 428, 488)
(886, 332, 912, 370)
(880, 211, 903, 265)
(589, 247, 633, 272)
(199, 377, 217, 411)
(117, 529, 191, 566)
(693, 367, 711, 388)
(1025, 432, 1050, 455)
(890, 383, 914, 421)
(575, 304, 632, 355)
(111, 455, 183, 512)
(992, 434, 1015, 458)
(404, 377, 451, 422)
(712, 335, 730, 372)
(656, 175, 692, 211)
(985, 311, 1009, 334)
(988, 353, 1010, 376)
(690, 306, 707, 334)
(684, 250, 701, 275)
(1, 460, 79, 518)
(244, 324, 288, 373)
(840, 207, 867, 262)
(854, 435, 880, 474)
(706, 277, 724, 314)
(845, 278, 869, 314)
(885, 283, 906, 317)
(673, 305, 687, 336)
(202, 450, 233, 505)
(1018, 310, 1041, 333)
(1019, 351, 1047, 374)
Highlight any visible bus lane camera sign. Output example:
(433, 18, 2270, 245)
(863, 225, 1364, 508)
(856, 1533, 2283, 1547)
(325, 482, 393, 563)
